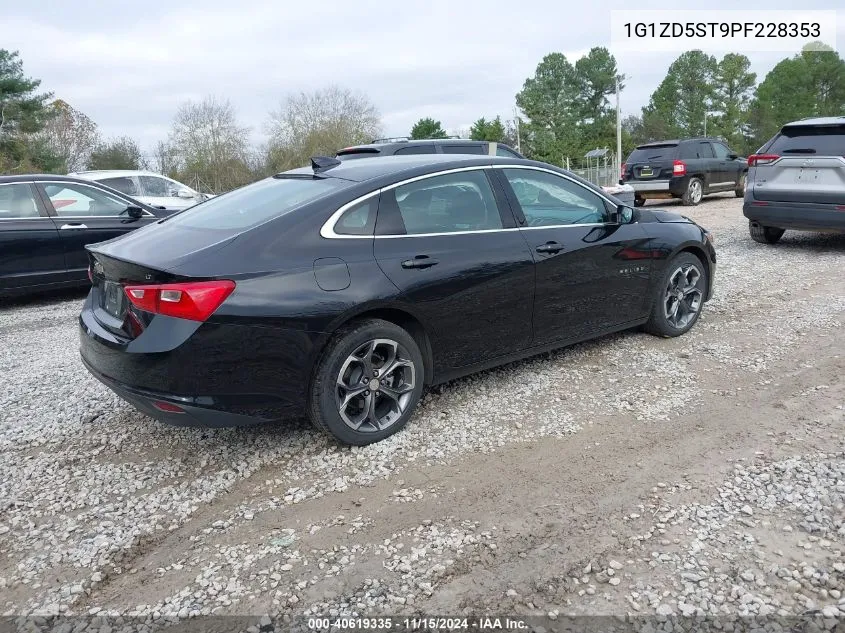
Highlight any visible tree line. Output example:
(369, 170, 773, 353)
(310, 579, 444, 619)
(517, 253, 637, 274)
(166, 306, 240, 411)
(2, 44, 844, 192)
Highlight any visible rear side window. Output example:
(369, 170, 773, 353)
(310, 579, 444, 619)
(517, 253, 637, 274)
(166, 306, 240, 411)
(335, 197, 378, 235)
(767, 125, 845, 156)
(164, 176, 347, 230)
(393, 145, 436, 155)
(99, 176, 139, 196)
(626, 144, 678, 163)
(496, 146, 520, 157)
(380, 170, 502, 235)
(441, 144, 486, 155)
(0, 183, 40, 219)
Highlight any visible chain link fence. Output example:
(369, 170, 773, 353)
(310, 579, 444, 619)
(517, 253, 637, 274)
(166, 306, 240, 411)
(564, 150, 621, 188)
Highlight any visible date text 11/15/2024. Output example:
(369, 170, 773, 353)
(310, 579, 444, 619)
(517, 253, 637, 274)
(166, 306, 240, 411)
(307, 616, 530, 630)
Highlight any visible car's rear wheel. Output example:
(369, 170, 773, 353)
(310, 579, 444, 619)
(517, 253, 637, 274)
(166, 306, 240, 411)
(309, 319, 425, 445)
(644, 252, 708, 337)
(735, 173, 746, 197)
(681, 178, 703, 206)
(749, 222, 785, 244)
(634, 196, 646, 207)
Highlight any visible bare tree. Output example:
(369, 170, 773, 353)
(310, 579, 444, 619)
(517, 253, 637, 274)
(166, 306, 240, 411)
(168, 95, 252, 193)
(153, 140, 180, 178)
(36, 99, 99, 172)
(266, 86, 381, 171)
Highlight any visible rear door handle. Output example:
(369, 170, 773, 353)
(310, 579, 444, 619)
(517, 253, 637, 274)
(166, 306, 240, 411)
(60, 223, 88, 230)
(401, 255, 439, 269)
(536, 241, 563, 254)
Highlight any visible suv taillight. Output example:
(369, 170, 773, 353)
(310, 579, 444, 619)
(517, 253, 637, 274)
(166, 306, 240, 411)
(123, 280, 235, 322)
(620, 162, 627, 179)
(747, 154, 779, 166)
(672, 160, 687, 176)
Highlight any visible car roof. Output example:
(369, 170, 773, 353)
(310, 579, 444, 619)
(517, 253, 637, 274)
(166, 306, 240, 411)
(67, 170, 168, 179)
(281, 154, 535, 183)
(341, 138, 493, 151)
(635, 137, 725, 148)
(782, 116, 845, 128)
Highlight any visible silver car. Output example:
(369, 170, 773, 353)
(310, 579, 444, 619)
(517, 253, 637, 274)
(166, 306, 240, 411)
(743, 117, 845, 244)
(68, 170, 214, 211)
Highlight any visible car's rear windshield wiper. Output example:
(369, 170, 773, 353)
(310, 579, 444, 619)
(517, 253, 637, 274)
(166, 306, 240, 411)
(782, 148, 817, 154)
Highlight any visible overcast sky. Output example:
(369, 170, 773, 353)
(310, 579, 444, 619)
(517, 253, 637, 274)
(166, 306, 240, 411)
(3, 0, 843, 158)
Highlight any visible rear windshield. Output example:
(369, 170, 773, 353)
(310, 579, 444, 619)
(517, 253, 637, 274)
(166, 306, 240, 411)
(336, 149, 380, 160)
(627, 144, 678, 163)
(162, 176, 347, 230)
(767, 124, 845, 156)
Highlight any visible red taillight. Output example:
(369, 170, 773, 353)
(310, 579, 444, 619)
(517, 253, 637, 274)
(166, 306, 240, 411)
(620, 162, 627, 179)
(152, 400, 185, 414)
(672, 160, 686, 176)
(123, 280, 235, 322)
(747, 154, 779, 166)
(87, 265, 93, 283)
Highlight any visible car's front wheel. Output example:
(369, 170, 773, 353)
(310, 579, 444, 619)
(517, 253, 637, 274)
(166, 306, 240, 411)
(681, 178, 704, 206)
(645, 252, 708, 337)
(735, 173, 746, 197)
(308, 319, 425, 445)
(749, 222, 785, 244)
(634, 196, 646, 207)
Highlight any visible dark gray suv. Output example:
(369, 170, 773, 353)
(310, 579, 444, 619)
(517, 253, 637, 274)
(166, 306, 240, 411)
(336, 138, 524, 160)
(744, 117, 845, 244)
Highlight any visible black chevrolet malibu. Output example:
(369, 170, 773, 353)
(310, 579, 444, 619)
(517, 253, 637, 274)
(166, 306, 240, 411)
(80, 154, 716, 445)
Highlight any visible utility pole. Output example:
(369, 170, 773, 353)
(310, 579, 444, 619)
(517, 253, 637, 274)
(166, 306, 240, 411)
(513, 107, 521, 154)
(616, 75, 622, 183)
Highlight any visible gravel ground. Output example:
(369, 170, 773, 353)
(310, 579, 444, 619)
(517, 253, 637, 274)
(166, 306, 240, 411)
(0, 194, 843, 631)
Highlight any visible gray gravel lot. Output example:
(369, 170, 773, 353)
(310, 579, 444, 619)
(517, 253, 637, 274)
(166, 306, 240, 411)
(0, 194, 843, 628)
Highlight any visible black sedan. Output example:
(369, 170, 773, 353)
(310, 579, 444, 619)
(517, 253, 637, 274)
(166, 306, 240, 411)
(0, 175, 171, 297)
(79, 155, 716, 445)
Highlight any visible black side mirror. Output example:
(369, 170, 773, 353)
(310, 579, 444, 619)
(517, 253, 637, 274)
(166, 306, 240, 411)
(125, 205, 144, 219)
(613, 204, 634, 224)
(728, 153, 738, 160)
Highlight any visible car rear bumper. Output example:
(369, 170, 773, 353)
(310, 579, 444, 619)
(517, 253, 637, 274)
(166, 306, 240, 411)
(743, 200, 845, 232)
(625, 177, 691, 198)
(79, 291, 318, 426)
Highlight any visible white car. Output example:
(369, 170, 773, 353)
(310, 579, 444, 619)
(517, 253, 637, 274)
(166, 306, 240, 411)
(68, 170, 214, 211)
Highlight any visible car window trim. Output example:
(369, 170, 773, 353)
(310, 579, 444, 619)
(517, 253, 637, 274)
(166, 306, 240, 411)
(35, 180, 157, 218)
(320, 165, 622, 239)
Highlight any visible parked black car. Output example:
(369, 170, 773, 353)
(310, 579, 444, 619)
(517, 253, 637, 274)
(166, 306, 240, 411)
(80, 154, 716, 446)
(744, 117, 845, 244)
(622, 138, 747, 207)
(337, 138, 525, 160)
(0, 175, 172, 297)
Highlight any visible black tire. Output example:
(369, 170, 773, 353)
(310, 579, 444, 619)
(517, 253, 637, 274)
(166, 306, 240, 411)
(681, 177, 704, 206)
(735, 172, 746, 198)
(749, 222, 785, 244)
(634, 196, 646, 207)
(308, 318, 425, 446)
(644, 252, 708, 338)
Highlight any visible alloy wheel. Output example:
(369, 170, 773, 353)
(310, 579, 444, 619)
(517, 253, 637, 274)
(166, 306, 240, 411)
(335, 338, 416, 432)
(663, 264, 703, 329)
(689, 180, 702, 204)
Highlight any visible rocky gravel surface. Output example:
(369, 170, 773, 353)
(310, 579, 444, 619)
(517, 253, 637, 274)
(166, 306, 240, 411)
(0, 194, 843, 632)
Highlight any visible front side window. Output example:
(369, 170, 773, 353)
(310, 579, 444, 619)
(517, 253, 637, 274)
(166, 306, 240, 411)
(383, 170, 503, 235)
(139, 176, 176, 197)
(503, 169, 609, 227)
(99, 176, 139, 197)
(712, 143, 732, 159)
(42, 182, 131, 217)
(0, 183, 40, 219)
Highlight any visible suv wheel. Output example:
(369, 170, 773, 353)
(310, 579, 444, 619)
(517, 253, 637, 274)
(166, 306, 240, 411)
(749, 222, 785, 245)
(634, 196, 646, 207)
(308, 318, 425, 445)
(735, 173, 746, 198)
(681, 178, 703, 206)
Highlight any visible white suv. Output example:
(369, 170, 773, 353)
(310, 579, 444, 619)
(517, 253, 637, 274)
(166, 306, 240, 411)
(68, 170, 214, 211)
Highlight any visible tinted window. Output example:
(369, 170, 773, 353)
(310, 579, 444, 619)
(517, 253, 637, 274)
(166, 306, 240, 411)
(42, 182, 131, 217)
(164, 176, 347, 230)
(139, 176, 175, 197)
(767, 125, 845, 156)
(697, 142, 715, 158)
(386, 170, 502, 235)
(393, 145, 436, 155)
(626, 144, 678, 163)
(712, 143, 732, 159)
(99, 176, 139, 196)
(441, 144, 486, 155)
(503, 169, 609, 226)
(335, 197, 378, 235)
(0, 183, 40, 219)
(496, 146, 520, 157)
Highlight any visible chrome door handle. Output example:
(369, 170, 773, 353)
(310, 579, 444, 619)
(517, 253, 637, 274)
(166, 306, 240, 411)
(60, 223, 88, 229)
